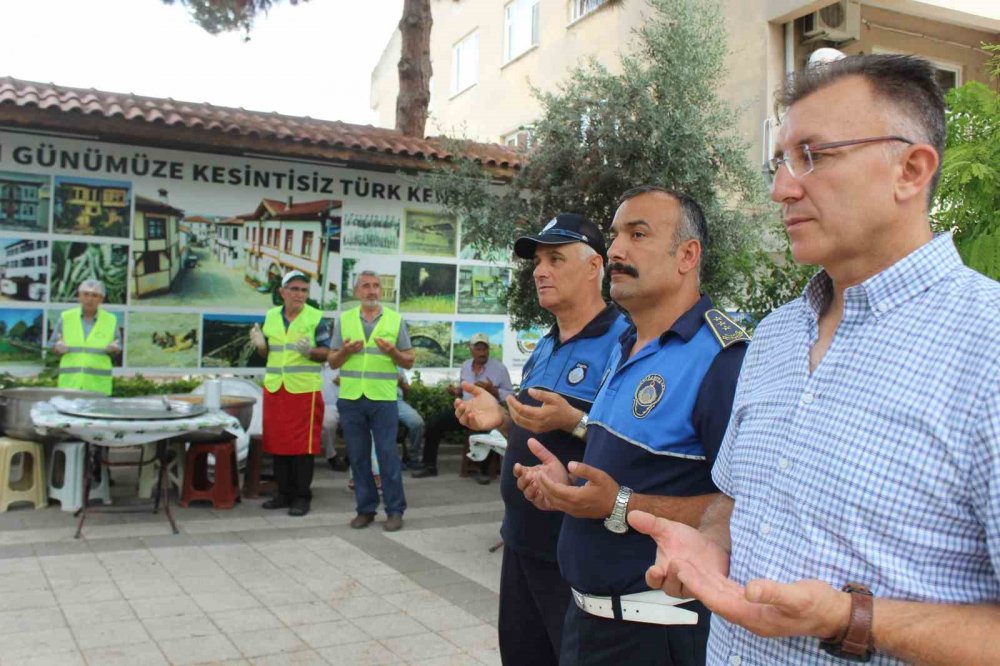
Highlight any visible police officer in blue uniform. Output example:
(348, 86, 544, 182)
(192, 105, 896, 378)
(519, 187, 749, 666)
(456, 213, 628, 666)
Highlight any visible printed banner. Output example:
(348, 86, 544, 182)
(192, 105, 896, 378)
(0, 130, 514, 376)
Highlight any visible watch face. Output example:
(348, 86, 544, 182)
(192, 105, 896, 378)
(604, 517, 628, 534)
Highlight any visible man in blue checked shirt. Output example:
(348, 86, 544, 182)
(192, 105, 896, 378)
(630, 54, 1000, 665)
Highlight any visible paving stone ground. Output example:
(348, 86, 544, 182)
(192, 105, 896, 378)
(0, 448, 504, 666)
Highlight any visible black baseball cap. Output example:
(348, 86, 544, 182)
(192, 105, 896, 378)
(513, 213, 608, 265)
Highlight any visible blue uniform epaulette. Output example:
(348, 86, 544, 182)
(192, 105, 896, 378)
(704, 309, 751, 349)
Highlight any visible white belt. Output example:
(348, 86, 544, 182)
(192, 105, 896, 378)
(572, 588, 699, 626)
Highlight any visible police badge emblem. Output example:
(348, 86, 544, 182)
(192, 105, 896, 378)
(567, 363, 587, 385)
(632, 373, 666, 418)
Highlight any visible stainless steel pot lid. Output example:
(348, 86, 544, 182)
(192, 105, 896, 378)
(54, 397, 207, 421)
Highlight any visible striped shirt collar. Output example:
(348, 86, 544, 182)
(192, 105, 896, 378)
(801, 233, 963, 322)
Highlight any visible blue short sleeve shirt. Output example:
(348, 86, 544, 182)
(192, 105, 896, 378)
(501, 305, 630, 561)
(558, 295, 748, 595)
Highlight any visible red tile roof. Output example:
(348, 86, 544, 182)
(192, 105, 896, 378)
(244, 198, 342, 221)
(135, 195, 185, 217)
(0, 76, 522, 173)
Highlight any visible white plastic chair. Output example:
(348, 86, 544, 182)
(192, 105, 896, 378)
(467, 429, 508, 462)
(191, 377, 263, 464)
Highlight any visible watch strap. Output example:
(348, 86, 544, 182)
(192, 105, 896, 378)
(604, 486, 631, 530)
(819, 583, 874, 662)
(571, 411, 589, 440)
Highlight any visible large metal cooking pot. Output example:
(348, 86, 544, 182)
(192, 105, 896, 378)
(167, 394, 256, 442)
(0, 387, 104, 442)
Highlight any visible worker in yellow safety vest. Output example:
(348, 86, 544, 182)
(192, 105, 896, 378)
(328, 269, 414, 533)
(49, 279, 121, 396)
(251, 270, 330, 518)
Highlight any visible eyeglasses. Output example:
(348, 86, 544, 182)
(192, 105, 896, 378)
(284, 286, 309, 293)
(764, 135, 914, 189)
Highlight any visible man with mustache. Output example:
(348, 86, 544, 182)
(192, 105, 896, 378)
(630, 54, 1000, 665)
(456, 213, 629, 665)
(252, 270, 329, 517)
(516, 188, 749, 665)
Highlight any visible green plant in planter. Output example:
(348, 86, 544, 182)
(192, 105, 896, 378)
(111, 375, 202, 397)
(0, 372, 200, 396)
(406, 372, 456, 422)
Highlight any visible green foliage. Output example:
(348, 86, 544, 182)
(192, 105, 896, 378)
(956, 227, 1000, 280)
(932, 78, 1000, 279)
(0, 372, 56, 391)
(985, 42, 1000, 81)
(161, 0, 304, 37)
(0, 372, 201, 396)
(110, 375, 202, 397)
(730, 242, 815, 329)
(405, 372, 454, 420)
(425, 0, 770, 327)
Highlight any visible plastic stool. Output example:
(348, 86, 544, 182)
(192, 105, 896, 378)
(0, 437, 47, 511)
(46, 441, 111, 512)
(242, 434, 275, 499)
(137, 441, 185, 499)
(180, 438, 241, 509)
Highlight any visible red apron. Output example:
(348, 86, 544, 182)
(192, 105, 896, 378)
(262, 387, 324, 455)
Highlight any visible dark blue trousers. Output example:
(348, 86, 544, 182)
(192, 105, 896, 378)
(338, 397, 406, 516)
(498, 545, 571, 666)
(559, 598, 710, 666)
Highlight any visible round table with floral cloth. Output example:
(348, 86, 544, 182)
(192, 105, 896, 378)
(31, 400, 243, 446)
(31, 399, 245, 537)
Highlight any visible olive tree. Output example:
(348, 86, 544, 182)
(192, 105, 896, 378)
(427, 0, 773, 328)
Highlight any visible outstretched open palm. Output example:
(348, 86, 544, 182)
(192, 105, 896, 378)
(628, 511, 848, 639)
(628, 511, 730, 598)
(514, 438, 571, 511)
(454, 381, 504, 431)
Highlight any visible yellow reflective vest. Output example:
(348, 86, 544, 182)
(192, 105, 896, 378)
(262, 305, 323, 394)
(58, 308, 115, 396)
(338, 306, 401, 401)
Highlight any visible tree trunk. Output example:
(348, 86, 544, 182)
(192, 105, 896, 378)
(396, 0, 432, 138)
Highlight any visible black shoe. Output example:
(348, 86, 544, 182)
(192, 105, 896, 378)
(288, 500, 310, 517)
(262, 496, 292, 510)
(475, 473, 491, 486)
(350, 513, 376, 529)
(384, 514, 403, 532)
(328, 456, 349, 472)
(412, 466, 438, 478)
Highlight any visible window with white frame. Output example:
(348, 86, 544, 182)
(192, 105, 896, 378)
(931, 63, 961, 92)
(505, 0, 539, 63)
(871, 47, 962, 92)
(502, 128, 533, 150)
(570, 0, 607, 22)
(451, 31, 480, 95)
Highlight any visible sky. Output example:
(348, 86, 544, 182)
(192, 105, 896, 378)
(1, 0, 404, 125)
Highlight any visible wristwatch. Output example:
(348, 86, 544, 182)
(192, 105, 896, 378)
(603, 486, 632, 534)
(571, 412, 589, 440)
(819, 583, 875, 662)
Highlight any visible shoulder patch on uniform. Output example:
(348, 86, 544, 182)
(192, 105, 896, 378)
(704, 309, 751, 349)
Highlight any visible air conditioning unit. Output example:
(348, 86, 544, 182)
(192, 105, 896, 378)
(801, 1, 860, 43)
